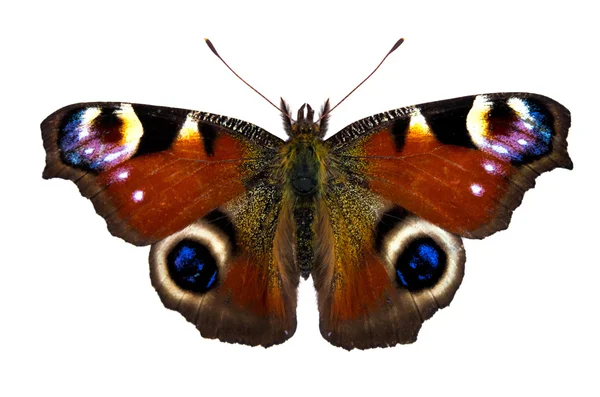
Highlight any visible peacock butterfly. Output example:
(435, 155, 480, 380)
(41, 39, 572, 350)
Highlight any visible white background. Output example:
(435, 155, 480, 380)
(1, 0, 598, 396)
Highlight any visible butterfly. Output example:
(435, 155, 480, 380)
(41, 39, 572, 350)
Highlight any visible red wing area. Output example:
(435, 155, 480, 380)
(329, 93, 572, 238)
(42, 102, 280, 245)
(357, 131, 518, 237)
(149, 184, 299, 347)
(313, 187, 465, 350)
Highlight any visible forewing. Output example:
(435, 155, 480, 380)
(327, 93, 572, 238)
(42, 102, 283, 245)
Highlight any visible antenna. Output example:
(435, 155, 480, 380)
(318, 38, 405, 122)
(204, 38, 287, 117)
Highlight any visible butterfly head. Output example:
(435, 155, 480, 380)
(281, 99, 330, 139)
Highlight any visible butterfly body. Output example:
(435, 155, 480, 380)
(276, 103, 330, 277)
(42, 92, 572, 349)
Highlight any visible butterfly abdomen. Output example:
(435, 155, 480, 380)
(294, 199, 316, 279)
(279, 133, 329, 279)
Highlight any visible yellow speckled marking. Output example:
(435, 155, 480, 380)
(81, 107, 102, 125)
(178, 113, 200, 140)
(113, 104, 144, 146)
(408, 107, 432, 136)
(466, 95, 493, 145)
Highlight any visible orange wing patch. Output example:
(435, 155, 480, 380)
(362, 129, 517, 237)
(222, 254, 289, 319)
(96, 132, 252, 243)
(329, 250, 392, 322)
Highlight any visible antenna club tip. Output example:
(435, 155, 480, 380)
(204, 38, 219, 57)
(389, 38, 405, 54)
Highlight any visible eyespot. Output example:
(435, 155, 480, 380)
(58, 104, 143, 172)
(394, 237, 447, 291)
(150, 210, 234, 301)
(166, 239, 219, 293)
(466, 96, 554, 164)
(377, 209, 464, 296)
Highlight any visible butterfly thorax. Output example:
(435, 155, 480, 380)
(285, 136, 323, 196)
(278, 103, 329, 196)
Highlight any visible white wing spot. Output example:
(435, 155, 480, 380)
(483, 162, 496, 172)
(470, 184, 484, 196)
(132, 190, 144, 202)
(492, 144, 509, 155)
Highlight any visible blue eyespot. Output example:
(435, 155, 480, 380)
(395, 238, 446, 291)
(167, 240, 219, 293)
